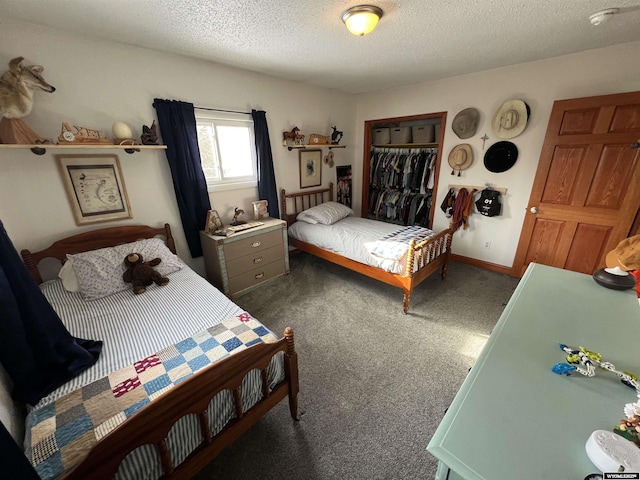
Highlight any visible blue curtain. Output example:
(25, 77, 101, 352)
(252, 110, 279, 218)
(0, 422, 39, 479)
(153, 99, 211, 258)
(0, 221, 102, 405)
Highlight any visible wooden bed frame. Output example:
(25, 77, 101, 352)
(281, 184, 453, 313)
(20, 223, 299, 480)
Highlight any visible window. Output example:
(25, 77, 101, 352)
(195, 111, 257, 191)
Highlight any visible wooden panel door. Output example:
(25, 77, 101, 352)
(512, 91, 640, 276)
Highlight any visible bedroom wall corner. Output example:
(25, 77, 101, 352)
(0, 18, 357, 278)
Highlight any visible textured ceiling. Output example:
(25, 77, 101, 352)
(1, 0, 639, 94)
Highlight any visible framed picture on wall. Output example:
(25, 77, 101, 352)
(299, 149, 322, 188)
(56, 154, 132, 225)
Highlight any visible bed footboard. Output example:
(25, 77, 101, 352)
(402, 228, 453, 312)
(63, 329, 299, 480)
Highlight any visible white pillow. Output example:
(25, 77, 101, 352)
(300, 202, 353, 225)
(58, 260, 81, 292)
(67, 238, 185, 300)
(295, 211, 319, 224)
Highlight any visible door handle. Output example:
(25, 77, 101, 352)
(530, 207, 539, 214)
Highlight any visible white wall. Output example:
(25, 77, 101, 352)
(355, 40, 640, 269)
(0, 18, 356, 277)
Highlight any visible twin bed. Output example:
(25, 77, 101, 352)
(4, 223, 299, 480)
(4, 187, 451, 479)
(281, 183, 453, 313)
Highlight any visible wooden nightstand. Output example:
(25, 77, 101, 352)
(200, 217, 289, 297)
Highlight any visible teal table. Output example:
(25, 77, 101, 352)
(427, 263, 640, 480)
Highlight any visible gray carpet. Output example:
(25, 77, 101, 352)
(195, 254, 519, 480)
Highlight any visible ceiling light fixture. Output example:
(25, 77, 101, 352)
(341, 5, 383, 36)
(589, 8, 619, 26)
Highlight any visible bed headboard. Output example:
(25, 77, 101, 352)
(20, 223, 175, 285)
(280, 183, 334, 226)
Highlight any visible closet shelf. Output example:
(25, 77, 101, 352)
(0, 143, 167, 156)
(372, 143, 438, 148)
(285, 144, 345, 151)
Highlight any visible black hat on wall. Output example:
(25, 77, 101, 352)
(484, 141, 518, 173)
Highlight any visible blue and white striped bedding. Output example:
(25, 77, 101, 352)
(27, 266, 285, 479)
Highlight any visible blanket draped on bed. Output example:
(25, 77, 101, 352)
(366, 225, 435, 261)
(0, 220, 102, 406)
(25, 313, 277, 480)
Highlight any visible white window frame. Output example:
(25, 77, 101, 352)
(195, 110, 258, 192)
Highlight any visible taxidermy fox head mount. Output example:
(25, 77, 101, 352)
(0, 56, 56, 119)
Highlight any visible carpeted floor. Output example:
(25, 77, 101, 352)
(195, 254, 520, 480)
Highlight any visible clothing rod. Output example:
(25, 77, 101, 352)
(194, 106, 251, 115)
(448, 184, 508, 195)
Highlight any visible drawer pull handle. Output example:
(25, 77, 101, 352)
(255, 272, 264, 279)
(253, 257, 263, 264)
(251, 241, 261, 248)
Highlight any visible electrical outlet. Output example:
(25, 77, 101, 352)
(484, 241, 491, 249)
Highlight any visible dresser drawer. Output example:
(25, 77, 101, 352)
(223, 229, 282, 261)
(226, 244, 284, 277)
(228, 259, 286, 294)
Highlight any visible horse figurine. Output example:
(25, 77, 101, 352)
(331, 126, 343, 145)
(282, 126, 301, 146)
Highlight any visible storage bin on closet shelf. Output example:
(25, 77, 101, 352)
(390, 126, 412, 144)
(411, 125, 435, 143)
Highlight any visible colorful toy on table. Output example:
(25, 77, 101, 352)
(551, 344, 639, 391)
(552, 344, 640, 450)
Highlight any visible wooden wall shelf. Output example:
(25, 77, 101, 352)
(0, 144, 167, 155)
(285, 144, 345, 151)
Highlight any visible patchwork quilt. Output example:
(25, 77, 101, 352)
(25, 314, 278, 480)
(366, 225, 435, 261)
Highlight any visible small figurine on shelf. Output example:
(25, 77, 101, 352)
(282, 126, 301, 146)
(230, 207, 246, 226)
(140, 120, 158, 145)
(331, 126, 343, 145)
(112, 122, 136, 145)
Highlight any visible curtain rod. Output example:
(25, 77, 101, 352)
(195, 106, 251, 115)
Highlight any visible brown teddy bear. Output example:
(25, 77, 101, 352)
(123, 253, 169, 294)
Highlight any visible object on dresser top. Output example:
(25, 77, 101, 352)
(593, 234, 640, 290)
(230, 207, 247, 226)
(585, 430, 640, 473)
(551, 343, 639, 391)
(225, 221, 265, 233)
(252, 200, 269, 220)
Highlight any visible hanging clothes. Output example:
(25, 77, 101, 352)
(450, 188, 470, 233)
(369, 146, 439, 227)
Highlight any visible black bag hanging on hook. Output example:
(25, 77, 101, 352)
(475, 189, 502, 217)
(440, 188, 456, 218)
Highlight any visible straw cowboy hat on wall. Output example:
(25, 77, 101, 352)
(452, 108, 480, 139)
(448, 143, 473, 176)
(492, 99, 530, 139)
